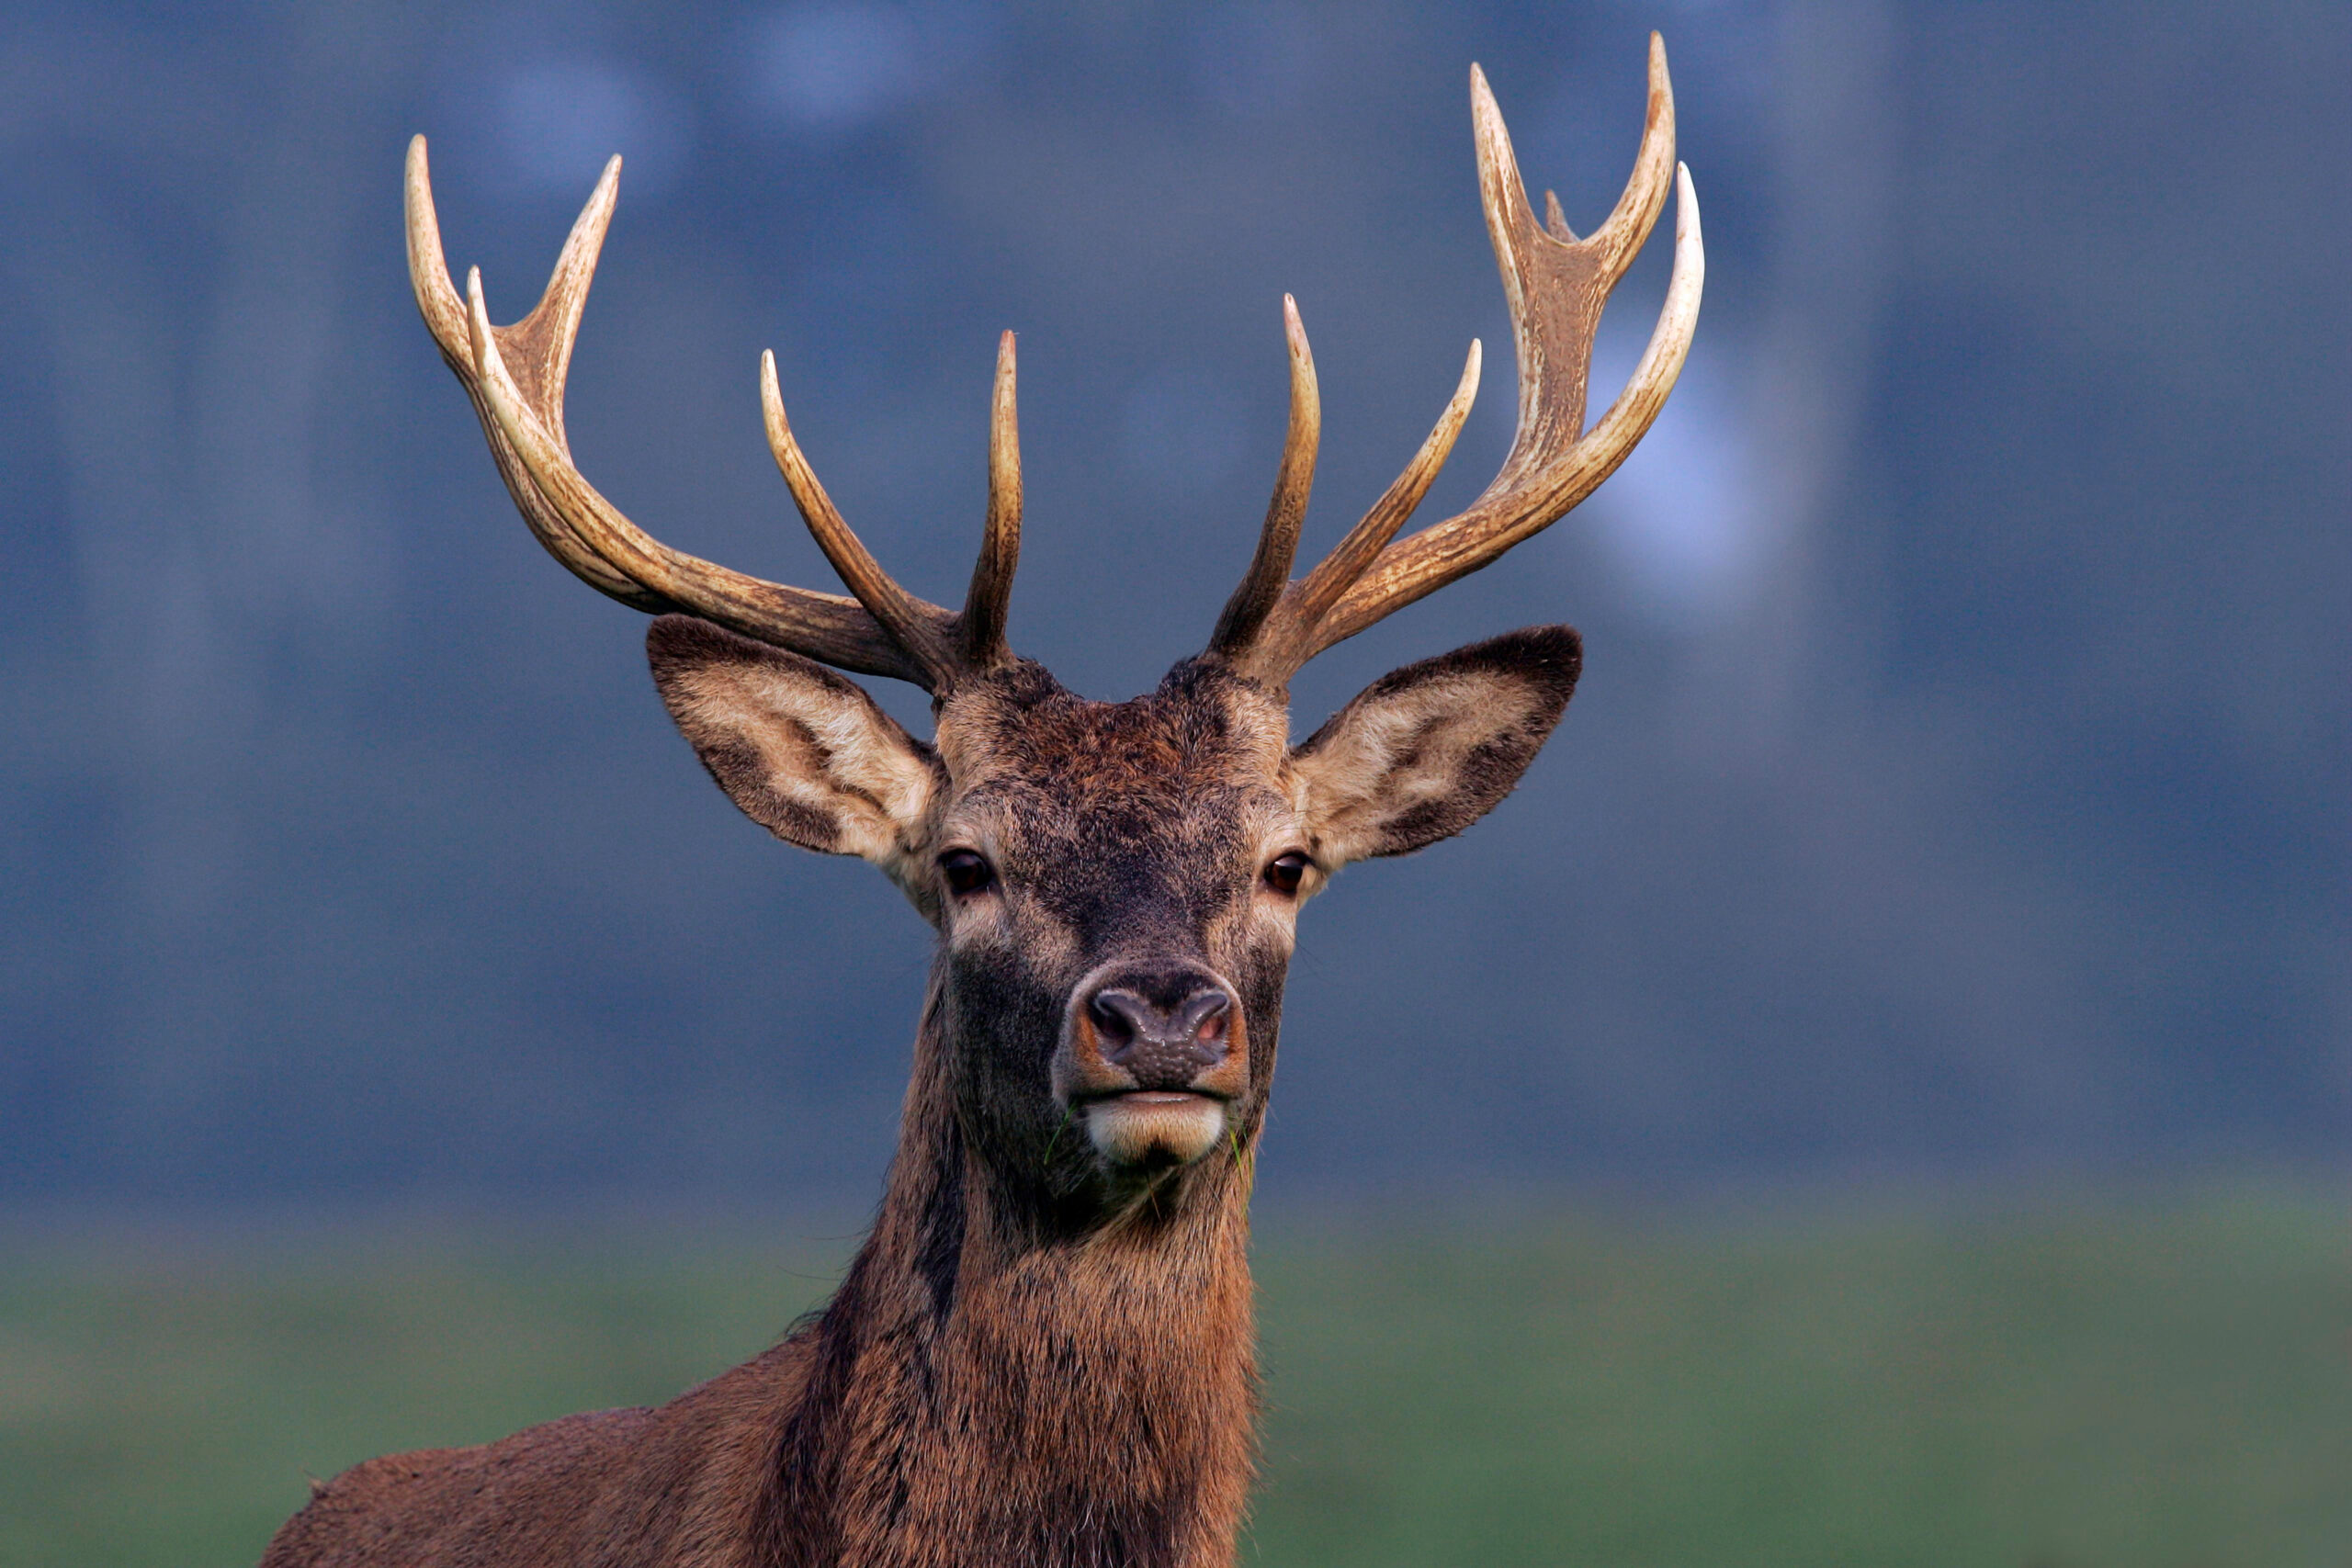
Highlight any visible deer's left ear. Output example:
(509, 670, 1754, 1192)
(1291, 626, 1580, 867)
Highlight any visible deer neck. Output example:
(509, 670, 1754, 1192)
(760, 988, 1261, 1568)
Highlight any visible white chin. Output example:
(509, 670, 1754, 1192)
(1083, 1093, 1227, 1168)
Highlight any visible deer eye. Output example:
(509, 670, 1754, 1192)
(939, 849, 996, 897)
(1262, 851, 1310, 897)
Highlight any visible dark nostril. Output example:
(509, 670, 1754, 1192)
(1089, 989, 1149, 1057)
(1172, 992, 1230, 1060)
(1086, 984, 1231, 1075)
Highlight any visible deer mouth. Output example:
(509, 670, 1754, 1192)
(1077, 1089, 1228, 1168)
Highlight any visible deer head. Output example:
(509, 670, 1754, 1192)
(402, 41, 1700, 1221)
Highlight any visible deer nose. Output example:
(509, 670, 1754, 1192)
(1084, 979, 1233, 1089)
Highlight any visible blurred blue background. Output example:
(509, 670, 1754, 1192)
(0, 0, 2345, 1213)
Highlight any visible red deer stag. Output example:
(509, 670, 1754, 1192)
(266, 36, 1700, 1568)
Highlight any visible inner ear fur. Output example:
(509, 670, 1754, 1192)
(646, 615, 939, 864)
(1291, 626, 1581, 866)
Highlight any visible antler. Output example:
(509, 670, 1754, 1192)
(1217, 34, 1704, 689)
(403, 136, 1021, 694)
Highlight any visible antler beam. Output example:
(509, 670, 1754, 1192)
(1219, 34, 1704, 690)
(404, 136, 1017, 694)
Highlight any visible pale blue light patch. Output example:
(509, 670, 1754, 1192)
(746, 2, 999, 132)
(1581, 322, 1767, 632)
(752, 3, 922, 130)
(492, 59, 693, 198)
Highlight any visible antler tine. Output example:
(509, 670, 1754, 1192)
(1208, 295, 1320, 657)
(1220, 39, 1702, 684)
(1584, 32, 1679, 281)
(1228, 342, 1483, 684)
(758, 354, 961, 686)
(411, 136, 989, 691)
(1292, 340, 1482, 633)
(961, 331, 1023, 669)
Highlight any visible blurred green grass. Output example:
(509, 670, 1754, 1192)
(2, 1185, 2346, 1566)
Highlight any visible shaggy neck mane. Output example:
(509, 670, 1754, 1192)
(755, 983, 1261, 1568)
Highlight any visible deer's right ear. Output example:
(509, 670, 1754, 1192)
(646, 615, 940, 866)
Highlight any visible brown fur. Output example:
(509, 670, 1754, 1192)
(263, 618, 1577, 1568)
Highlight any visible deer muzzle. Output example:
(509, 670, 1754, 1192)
(1056, 960, 1249, 1168)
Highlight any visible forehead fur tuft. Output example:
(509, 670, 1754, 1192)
(933, 656, 1288, 798)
